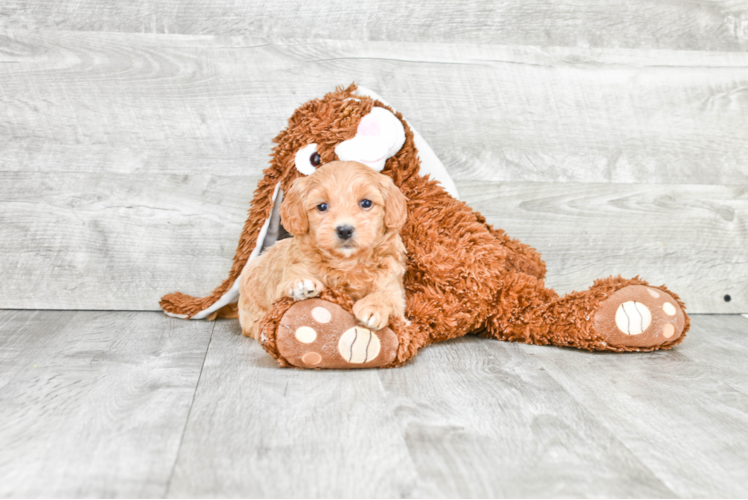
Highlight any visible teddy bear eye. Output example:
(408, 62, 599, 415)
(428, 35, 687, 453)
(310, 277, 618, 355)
(317, 203, 329, 212)
(360, 199, 373, 209)
(310, 152, 321, 167)
(294, 143, 319, 175)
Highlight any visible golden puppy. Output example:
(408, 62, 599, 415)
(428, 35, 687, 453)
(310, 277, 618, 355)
(238, 161, 408, 340)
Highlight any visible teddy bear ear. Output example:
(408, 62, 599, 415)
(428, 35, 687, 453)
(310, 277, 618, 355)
(354, 86, 460, 200)
(379, 174, 408, 230)
(280, 176, 310, 236)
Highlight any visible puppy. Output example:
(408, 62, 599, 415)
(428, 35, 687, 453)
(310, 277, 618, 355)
(238, 161, 408, 340)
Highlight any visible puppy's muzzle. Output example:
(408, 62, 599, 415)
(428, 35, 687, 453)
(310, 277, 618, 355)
(336, 225, 355, 241)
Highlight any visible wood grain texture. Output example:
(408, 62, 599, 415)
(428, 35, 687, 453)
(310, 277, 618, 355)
(166, 318, 418, 498)
(0, 311, 745, 497)
(1, 175, 744, 313)
(1, 31, 747, 185)
(167, 318, 674, 498)
(2, 0, 748, 51)
(530, 314, 748, 498)
(376, 337, 675, 498)
(1, 30, 745, 312)
(0, 172, 256, 311)
(0, 310, 214, 498)
(676, 314, 748, 385)
(463, 181, 748, 314)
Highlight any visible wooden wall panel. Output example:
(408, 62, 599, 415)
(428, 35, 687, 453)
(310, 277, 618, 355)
(1, 173, 744, 313)
(0, 29, 745, 313)
(1, 31, 746, 185)
(0, 172, 255, 311)
(2, 0, 747, 51)
(463, 181, 748, 314)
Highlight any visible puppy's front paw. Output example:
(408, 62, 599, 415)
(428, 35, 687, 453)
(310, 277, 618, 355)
(353, 299, 391, 330)
(284, 278, 324, 301)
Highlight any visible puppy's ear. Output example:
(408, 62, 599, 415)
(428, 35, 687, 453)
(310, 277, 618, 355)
(280, 176, 310, 236)
(379, 174, 408, 230)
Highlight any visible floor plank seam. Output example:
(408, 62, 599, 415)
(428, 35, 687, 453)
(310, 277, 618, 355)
(531, 353, 680, 497)
(162, 320, 217, 498)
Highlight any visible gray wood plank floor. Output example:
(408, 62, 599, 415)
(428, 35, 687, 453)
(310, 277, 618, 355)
(0, 310, 214, 497)
(1, 311, 746, 498)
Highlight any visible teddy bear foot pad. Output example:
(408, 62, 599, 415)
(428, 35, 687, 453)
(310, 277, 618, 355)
(594, 285, 686, 350)
(276, 298, 399, 369)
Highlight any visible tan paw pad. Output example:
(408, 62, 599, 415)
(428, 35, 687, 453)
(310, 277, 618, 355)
(662, 302, 676, 316)
(311, 306, 332, 323)
(295, 326, 317, 343)
(662, 324, 675, 338)
(301, 352, 322, 365)
(338, 327, 381, 363)
(614, 301, 652, 335)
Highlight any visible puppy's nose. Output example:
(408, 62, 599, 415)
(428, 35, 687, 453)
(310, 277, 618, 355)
(336, 225, 355, 240)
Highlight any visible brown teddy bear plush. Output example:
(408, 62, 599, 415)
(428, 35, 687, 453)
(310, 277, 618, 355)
(160, 84, 689, 368)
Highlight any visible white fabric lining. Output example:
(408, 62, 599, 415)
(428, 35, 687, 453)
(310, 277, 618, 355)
(166, 183, 281, 319)
(353, 87, 460, 200)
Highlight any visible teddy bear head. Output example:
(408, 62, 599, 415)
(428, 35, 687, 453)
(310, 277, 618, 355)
(267, 83, 422, 195)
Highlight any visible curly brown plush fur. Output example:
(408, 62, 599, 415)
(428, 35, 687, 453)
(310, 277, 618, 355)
(161, 84, 689, 368)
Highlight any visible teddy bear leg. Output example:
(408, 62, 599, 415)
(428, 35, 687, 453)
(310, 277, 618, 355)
(257, 297, 420, 369)
(484, 274, 689, 352)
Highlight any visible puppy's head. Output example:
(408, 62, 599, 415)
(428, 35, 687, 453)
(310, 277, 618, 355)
(280, 161, 407, 258)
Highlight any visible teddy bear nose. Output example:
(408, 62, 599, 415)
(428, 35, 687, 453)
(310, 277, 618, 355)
(336, 225, 355, 240)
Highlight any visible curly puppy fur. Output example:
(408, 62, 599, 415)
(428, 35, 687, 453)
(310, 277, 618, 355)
(162, 83, 689, 367)
(238, 161, 407, 340)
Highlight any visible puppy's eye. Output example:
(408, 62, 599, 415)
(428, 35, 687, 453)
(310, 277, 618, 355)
(317, 203, 329, 212)
(310, 152, 321, 167)
(360, 199, 373, 209)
